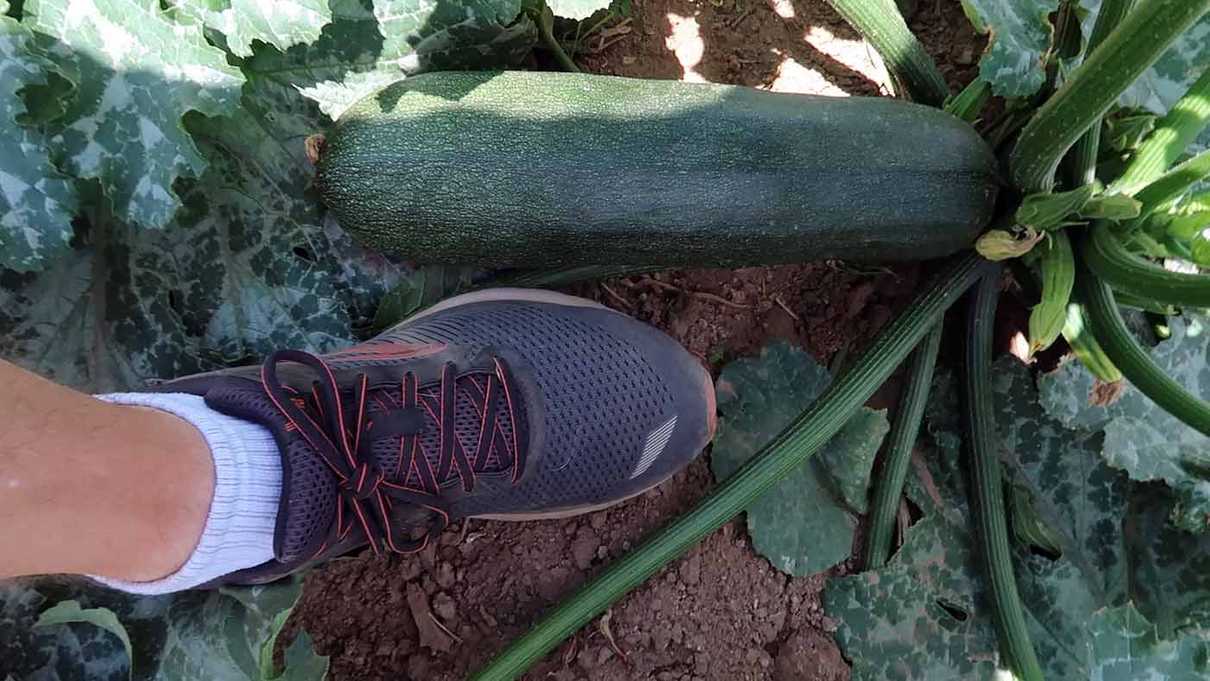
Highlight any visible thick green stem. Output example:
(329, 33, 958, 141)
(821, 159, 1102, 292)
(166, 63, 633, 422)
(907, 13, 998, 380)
(1114, 68, 1210, 195)
(471, 254, 987, 681)
(1063, 298, 1123, 383)
(823, 0, 949, 106)
(1067, 0, 1138, 186)
(1009, 0, 1210, 193)
(1077, 241, 1210, 436)
(536, 5, 579, 72)
(1084, 221, 1210, 307)
(1133, 149, 1210, 214)
(964, 267, 1044, 681)
(945, 79, 991, 123)
(861, 323, 943, 570)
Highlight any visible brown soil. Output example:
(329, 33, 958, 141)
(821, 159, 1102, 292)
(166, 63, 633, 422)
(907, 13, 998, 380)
(287, 2, 984, 679)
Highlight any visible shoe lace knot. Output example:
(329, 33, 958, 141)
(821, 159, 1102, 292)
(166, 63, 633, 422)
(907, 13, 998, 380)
(260, 349, 521, 556)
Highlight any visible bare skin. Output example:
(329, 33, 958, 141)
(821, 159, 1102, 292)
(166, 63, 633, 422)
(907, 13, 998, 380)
(0, 359, 213, 582)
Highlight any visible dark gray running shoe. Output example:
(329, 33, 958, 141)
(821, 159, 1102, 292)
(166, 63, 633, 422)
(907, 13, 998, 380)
(158, 289, 715, 585)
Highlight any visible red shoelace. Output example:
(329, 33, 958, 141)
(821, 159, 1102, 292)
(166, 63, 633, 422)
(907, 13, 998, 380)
(260, 349, 521, 555)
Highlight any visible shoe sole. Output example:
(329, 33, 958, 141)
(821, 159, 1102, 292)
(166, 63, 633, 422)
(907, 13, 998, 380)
(407, 287, 717, 522)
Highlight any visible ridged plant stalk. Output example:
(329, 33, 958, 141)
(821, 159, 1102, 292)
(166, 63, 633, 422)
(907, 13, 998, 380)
(964, 267, 1044, 681)
(471, 254, 987, 680)
(1083, 220, 1210, 308)
(823, 0, 950, 106)
(1132, 149, 1210, 215)
(1010, 0, 1210, 193)
(1063, 298, 1123, 383)
(945, 79, 992, 123)
(1077, 240, 1210, 437)
(861, 323, 943, 570)
(1066, 0, 1138, 186)
(1113, 67, 1210, 195)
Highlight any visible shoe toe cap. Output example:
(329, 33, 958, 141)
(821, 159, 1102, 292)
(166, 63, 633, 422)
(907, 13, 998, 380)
(590, 310, 716, 486)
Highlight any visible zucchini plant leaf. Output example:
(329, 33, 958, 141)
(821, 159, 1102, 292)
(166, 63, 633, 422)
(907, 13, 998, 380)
(253, 0, 537, 121)
(0, 40, 411, 392)
(270, 633, 328, 681)
(371, 265, 479, 330)
(34, 601, 133, 680)
(166, 0, 333, 57)
(1124, 484, 1210, 637)
(1, 576, 325, 681)
(0, 2, 75, 272)
(711, 341, 889, 576)
(544, 0, 611, 20)
(22, 0, 245, 230)
(828, 359, 1209, 679)
(959, 0, 1061, 98)
(1087, 604, 1210, 678)
(1039, 314, 1210, 533)
(824, 488, 1001, 681)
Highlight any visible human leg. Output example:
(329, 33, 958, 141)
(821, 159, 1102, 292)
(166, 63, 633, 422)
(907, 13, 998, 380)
(0, 359, 213, 581)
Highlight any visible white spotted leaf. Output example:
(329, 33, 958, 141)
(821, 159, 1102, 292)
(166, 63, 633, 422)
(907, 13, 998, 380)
(0, 2, 75, 271)
(23, 0, 245, 230)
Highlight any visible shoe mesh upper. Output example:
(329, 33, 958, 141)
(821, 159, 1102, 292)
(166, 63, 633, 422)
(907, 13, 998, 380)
(378, 302, 674, 514)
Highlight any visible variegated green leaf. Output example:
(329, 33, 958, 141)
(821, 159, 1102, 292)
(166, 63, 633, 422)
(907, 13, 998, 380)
(372, 265, 479, 330)
(252, 0, 536, 120)
(23, 0, 244, 229)
(1, 579, 139, 681)
(35, 601, 133, 680)
(0, 198, 207, 392)
(824, 507, 1002, 681)
(960, 0, 1061, 97)
(1039, 314, 1210, 532)
(1, 575, 325, 681)
(0, 41, 411, 392)
(168, 0, 333, 57)
(0, 2, 75, 271)
(1087, 604, 1210, 678)
(835, 360, 1206, 679)
(983, 361, 1135, 678)
(1125, 485, 1210, 637)
(712, 341, 889, 576)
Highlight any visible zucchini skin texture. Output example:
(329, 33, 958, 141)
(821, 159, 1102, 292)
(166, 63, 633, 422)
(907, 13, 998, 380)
(317, 71, 1000, 267)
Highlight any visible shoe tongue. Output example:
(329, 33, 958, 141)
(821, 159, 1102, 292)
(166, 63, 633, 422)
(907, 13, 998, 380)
(364, 373, 518, 487)
(201, 379, 337, 564)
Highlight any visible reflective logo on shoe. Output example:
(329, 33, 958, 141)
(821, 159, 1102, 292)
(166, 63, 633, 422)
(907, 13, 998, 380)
(631, 415, 677, 479)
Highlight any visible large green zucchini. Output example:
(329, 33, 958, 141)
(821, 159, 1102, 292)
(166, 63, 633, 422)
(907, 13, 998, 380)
(316, 71, 1000, 267)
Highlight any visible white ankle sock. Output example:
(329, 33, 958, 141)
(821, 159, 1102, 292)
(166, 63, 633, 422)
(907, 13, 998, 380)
(90, 392, 282, 594)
